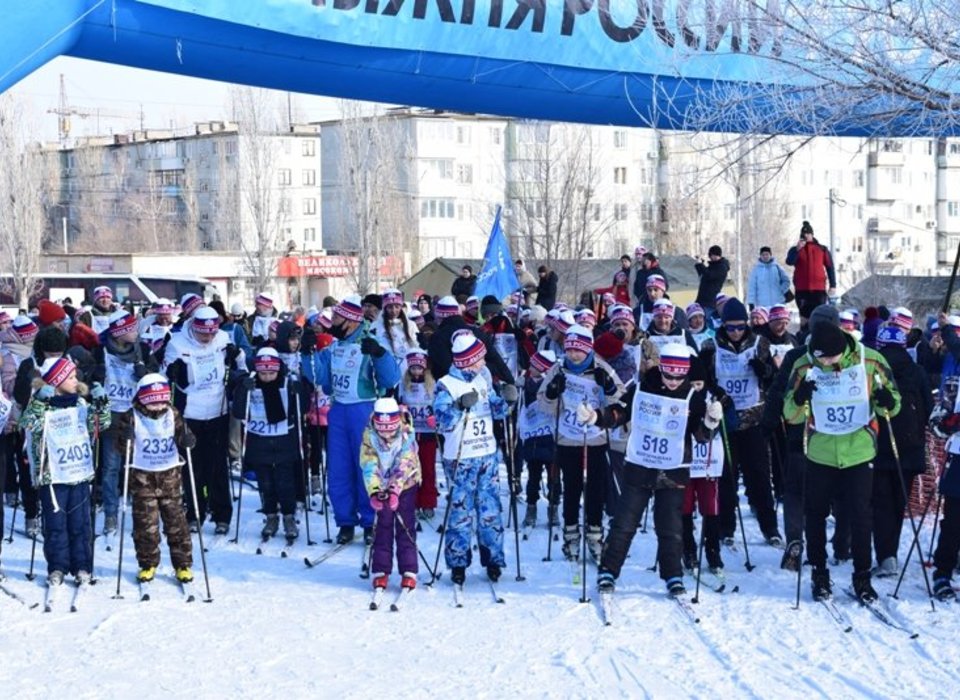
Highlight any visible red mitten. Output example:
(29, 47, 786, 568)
(426, 414, 437, 430)
(369, 494, 384, 511)
(388, 493, 399, 511)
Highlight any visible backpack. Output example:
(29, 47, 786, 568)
(890, 365, 929, 449)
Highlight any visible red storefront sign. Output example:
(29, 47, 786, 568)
(277, 255, 403, 279)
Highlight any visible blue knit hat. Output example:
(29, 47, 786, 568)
(876, 326, 907, 348)
(721, 298, 748, 323)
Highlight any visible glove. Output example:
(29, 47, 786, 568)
(595, 368, 618, 396)
(225, 344, 241, 366)
(500, 384, 518, 404)
(875, 386, 896, 411)
(792, 378, 818, 406)
(426, 414, 437, 430)
(90, 382, 107, 402)
(704, 399, 724, 429)
(457, 390, 479, 411)
(133, 362, 149, 380)
(36, 385, 55, 401)
(545, 372, 566, 400)
(369, 493, 385, 512)
(360, 337, 385, 358)
(387, 492, 400, 512)
(166, 359, 187, 388)
(576, 402, 597, 426)
(242, 375, 256, 391)
(748, 357, 767, 379)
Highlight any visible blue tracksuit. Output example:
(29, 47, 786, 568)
(308, 323, 400, 528)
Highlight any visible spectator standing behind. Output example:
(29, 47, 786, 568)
(785, 220, 837, 323)
(536, 265, 559, 311)
(632, 249, 668, 307)
(747, 246, 792, 309)
(514, 260, 539, 303)
(451, 265, 477, 303)
(694, 245, 731, 311)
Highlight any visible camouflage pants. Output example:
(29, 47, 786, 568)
(131, 467, 193, 570)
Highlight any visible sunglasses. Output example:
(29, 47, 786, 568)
(724, 323, 747, 333)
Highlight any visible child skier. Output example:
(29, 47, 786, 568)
(114, 373, 197, 587)
(360, 397, 421, 598)
(232, 347, 307, 544)
(397, 348, 438, 520)
(518, 350, 559, 529)
(433, 332, 512, 586)
(19, 357, 111, 601)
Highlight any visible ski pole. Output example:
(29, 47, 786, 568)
(319, 431, 332, 543)
(692, 433, 715, 605)
(793, 402, 811, 610)
(891, 461, 945, 600)
(502, 414, 525, 582)
(26, 426, 48, 582)
(882, 409, 936, 609)
(186, 447, 213, 602)
(231, 378, 253, 544)
(579, 428, 590, 604)
(720, 416, 755, 571)
(426, 409, 470, 587)
(543, 396, 562, 563)
(90, 412, 101, 585)
(395, 501, 437, 580)
(112, 440, 132, 600)
(294, 388, 315, 546)
(5, 492, 18, 543)
(926, 492, 943, 565)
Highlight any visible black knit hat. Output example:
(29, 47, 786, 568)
(810, 322, 847, 358)
(34, 325, 68, 359)
(708, 245, 723, 257)
(362, 294, 382, 310)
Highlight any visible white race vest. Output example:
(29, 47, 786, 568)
(252, 315, 273, 340)
(133, 411, 181, 472)
(770, 343, 795, 360)
(0, 394, 12, 434)
(280, 351, 301, 377)
(187, 346, 226, 418)
(558, 372, 604, 442)
(401, 382, 434, 434)
(714, 339, 761, 411)
(639, 312, 653, 330)
(247, 385, 290, 437)
(626, 389, 691, 469)
(104, 352, 137, 413)
(809, 347, 871, 435)
(493, 333, 519, 377)
(330, 342, 364, 403)
(647, 333, 682, 353)
(91, 314, 111, 335)
(517, 394, 553, 441)
(43, 406, 94, 484)
(438, 374, 496, 460)
(688, 433, 723, 478)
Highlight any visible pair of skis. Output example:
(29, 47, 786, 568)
(453, 580, 505, 608)
(138, 576, 196, 603)
(43, 578, 88, 613)
(369, 586, 414, 611)
(597, 588, 701, 626)
(256, 534, 297, 558)
(816, 589, 918, 638)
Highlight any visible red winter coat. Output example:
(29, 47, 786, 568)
(786, 238, 835, 292)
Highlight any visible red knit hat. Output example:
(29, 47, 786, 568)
(136, 373, 172, 406)
(529, 349, 557, 374)
(452, 333, 486, 369)
(108, 310, 138, 338)
(40, 356, 76, 387)
(594, 332, 624, 361)
(406, 349, 428, 369)
(37, 300, 66, 326)
(254, 347, 282, 372)
(564, 324, 594, 354)
(12, 315, 39, 342)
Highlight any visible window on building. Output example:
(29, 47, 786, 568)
(304, 227, 317, 243)
(614, 167, 627, 185)
(801, 204, 813, 220)
(301, 140, 316, 157)
(278, 169, 292, 186)
(516, 123, 550, 144)
(856, 204, 864, 220)
(456, 126, 471, 145)
(420, 198, 456, 219)
(424, 159, 454, 179)
(302, 169, 316, 186)
(456, 164, 473, 184)
(489, 127, 501, 145)
(614, 203, 629, 221)
(613, 130, 628, 149)
(592, 203, 601, 221)
(854, 170, 865, 188)
(723, 204, 736, 220)
(303, 198, 316, 215)
(885, 167, 903, 184)
(948, 201, 960, 218)
(640, 203, 654, 223)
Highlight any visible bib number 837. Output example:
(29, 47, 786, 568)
(825, 406, 855, 424)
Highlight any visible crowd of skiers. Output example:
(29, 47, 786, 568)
(2, 236, 960, 609)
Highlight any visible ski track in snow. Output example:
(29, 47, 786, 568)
(1, 480, 957, 699)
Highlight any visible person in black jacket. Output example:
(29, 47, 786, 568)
(536, 265, 559, 311)
(450, 265, 477, 303)
(632, 251, 669, 307)
(695, 245, 731, 310)
(426, 296, 516, 385)
(872, 325, 934, 577)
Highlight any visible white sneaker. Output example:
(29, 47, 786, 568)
(872, 556, 899, 578)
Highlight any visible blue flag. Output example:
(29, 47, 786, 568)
(474, 207, 520, 302)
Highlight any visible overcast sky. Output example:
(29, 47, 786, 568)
(11, 56, 352, 143)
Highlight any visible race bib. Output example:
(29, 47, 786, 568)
(517, 398, 553, 441)
(0, 394, 12, 433)
(493, 333, 519, 377)
(133, 411, 181, 472)
(809, 351, 870, 435)
(688, 433, 723, 478)
(715, 341, 761, 410)
(330, 342, 364, 403)
(402, 382, 434, 433)
(105, 352, 137, 413)
(43, 406, 94, 484)
(252, 315, 273, 340)
(557, 372, 604, 442)
(439, 375, 497, 459)
(626, 389, 690, 468)
(247, 388, 289, 437)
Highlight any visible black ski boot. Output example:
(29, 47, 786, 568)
(451, 566, 466, 585)
(852, 570, 878, 604)
(665, 577, 686, 597)
(811, 568, 832, 601)
(933, 573, 957, 602)
(363, 526, 374, 546)
(336, 526, 355, 545)
(597, 570, 616, 592)
(486, 564, 501, 583)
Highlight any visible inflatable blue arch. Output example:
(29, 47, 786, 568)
(0, 1, 942, 135)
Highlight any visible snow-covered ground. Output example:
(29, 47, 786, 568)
(1, 480, 956, 699)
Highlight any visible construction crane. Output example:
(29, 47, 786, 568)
(47, 73, 143, 147)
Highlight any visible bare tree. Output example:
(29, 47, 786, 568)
(334, 101, 415, 294)
(508, 122, 617, 300)
(0, 95, 49, 308)
(230, 87, 288, 294)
